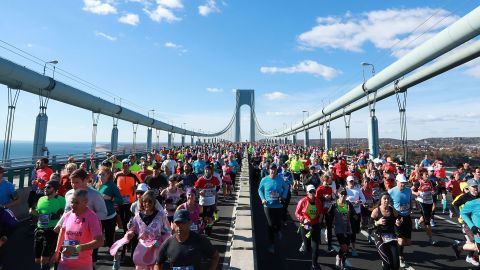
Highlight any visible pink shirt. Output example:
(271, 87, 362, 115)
(59, 208, 102, 270)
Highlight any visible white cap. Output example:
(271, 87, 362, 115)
(136, 183, 149, 192)
(427, 166, 434, 171)
(396, 174, 408, 183)
(346, 175, 355, 182)
(306, 185, 316, 192)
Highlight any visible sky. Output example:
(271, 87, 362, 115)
(0, 0, 479, 144)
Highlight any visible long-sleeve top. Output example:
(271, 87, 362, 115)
(346, 186, 366, 214)
(461, 198, 480, 243)
(97, 180, 123, 219)
(295, 197, 323, 225)
(328, 201, 356, 235)
(258, 175, 288, 208)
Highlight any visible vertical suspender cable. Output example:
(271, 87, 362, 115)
(2, 87, 20, 163)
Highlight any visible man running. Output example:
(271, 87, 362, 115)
(194, 164, 220, 236)
(388, 174, 412, 268)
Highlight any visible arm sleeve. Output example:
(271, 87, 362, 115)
(113, 185, 124, 205)
(358, 189, 366, 203)
(461, 201, 477, 229)
(93, 192, 108, 220)
(258, 180, 265, 202)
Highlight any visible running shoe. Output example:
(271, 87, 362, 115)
(367, 234, 373, 244)
(351, 248, 358, 257)
(430, 218, 436, 227)
(112, 259, 120, 270)
(449, 211, 454, 219)
(299, 242, 306, 253)
(267, 244, 275, 254)
(213, 211, 219, 222)
(429, 238, 437, 246)
(327, 246, 336, 254)
(451, 240, 461, 259)
(466, 255, 480, 266)
(335, 255, 341, 269)
(414, 218, 421, 230)
(399, 257, 408, 268)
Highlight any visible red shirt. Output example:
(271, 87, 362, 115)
(316, 185, 333, 213)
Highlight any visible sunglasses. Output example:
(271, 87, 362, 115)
(45, 186, 54, 189)
(340, 192, 347, 196)
(308, 190, 316, 194)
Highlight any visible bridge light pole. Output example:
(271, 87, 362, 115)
(302, 110, 310, 147)
(362, 62, 379, 159)
(43, 60, 58, 78)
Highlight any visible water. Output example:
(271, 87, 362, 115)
(0, 141, 99, 159)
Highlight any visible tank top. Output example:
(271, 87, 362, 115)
(375, 205, 396, 234)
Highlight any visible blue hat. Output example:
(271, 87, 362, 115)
(173, 209, 191, 223)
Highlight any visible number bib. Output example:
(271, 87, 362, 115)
(269, 191, 279, 203)
(380, 233, 397, 243)
(172, 266, 194, 270)
(122, 196, 130, 204)
(63, 240, 80, 260)
(190, 223, 198, 232)
(323, 200, 332, 209)
(38, 214, 50, 227)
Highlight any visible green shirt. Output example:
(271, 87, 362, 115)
(36, 195, 66, 228)
(97, 180, 123, 216)
(129, 163, 141, 172)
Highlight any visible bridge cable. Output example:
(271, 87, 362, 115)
(2, 87, 20, 163)
(343, 108, 352, 154)
(318, 120, 324, 149)
(132, 123, 139, 153)
(394, 79, 409, 170)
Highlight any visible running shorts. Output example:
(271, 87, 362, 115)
(202, 205, 215, 218)
(395, 216, 412, 239)
(419, 202, 433, 226)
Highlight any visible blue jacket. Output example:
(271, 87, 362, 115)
(258, 174, 288, 208)
(461, 198, 480, 243)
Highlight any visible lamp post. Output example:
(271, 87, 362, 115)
(43, 60, 58, 78)
(302, 110, 310, 147)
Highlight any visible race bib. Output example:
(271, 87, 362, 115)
(269, 191, 280, 202)
(399, 203, 410, 212)
(323, 201, 332, 209)
(63, 240, 80, 260)
(190, 223, 198, 232)
(122, 196, 130, 204)
(204, 189, 214, 197)
(172, 266, 194, 270)
(422, 192, 433, 204)
(381, 233, 397, 243)
(38, 214, 50, 227)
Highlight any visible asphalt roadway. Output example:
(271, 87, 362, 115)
(250, 178, 474, 270)
(0, 186, 237, 270)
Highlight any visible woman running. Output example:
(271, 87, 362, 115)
(177, 188, 204, 234)
(371, 193, 401, 270)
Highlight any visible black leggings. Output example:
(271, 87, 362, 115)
(300, 223, 321, 267)
(350, 213, 361, 243)
(263, 207, 283, 244)
(324, 212, 333, 247)
(118, 203, 132, 232)
(375, 234, 400, 270)
(282, 191, 291, 221)
(102, 216, 117, 247)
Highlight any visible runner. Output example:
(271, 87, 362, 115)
(32, 180, 65, 270)
(160, 175, 184, 225)
(295, 184, 323, 270)
(194, 164, 220, 236)
(412, 169, 437, 245)
(54, 189, 104, 270)
(371, 192, 401, 270)
(316, 174, 335, 253)
(258, 163, 289, 254)
(154, 209, 219, 270)
(328, 187, 355, 270)
(177, 188, 204, 234)
(345, 175, 365, 256)
(388, 174, 412, 268)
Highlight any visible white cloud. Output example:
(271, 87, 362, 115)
(206, 87, 223, 93)
(94, 31, 117, 41)
(157, 0, 183, 9)
(298, 8, 458, 58)
(144, 5, 180, 23)
(199, 0, 220, 16)
(264, 91, 288, 100)
(118, 13, 140, 25)
(260, 60, 341, 80)
(27, 43, 33, 48)
(83, 0, 117, 15)
(164, 42, 187, 55)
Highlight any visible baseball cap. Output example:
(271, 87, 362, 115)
(136, 183, 149, 193)
(467, 179, 478, 188)
(396, 174, 408, 183)
(173, 209, 191, 223)
(306, 185, 316, 192)
(346, 175, 355, 182)
(101, 160, 112, 167)
(427, 166, 434, 171)
(122, 159, 131, 165)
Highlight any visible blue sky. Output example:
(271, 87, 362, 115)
(0, 0, 479, 144)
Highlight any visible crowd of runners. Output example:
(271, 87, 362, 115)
(0, 142, 479, 270)
(248, 144, 480, 270)
(0, 143, 246, 270)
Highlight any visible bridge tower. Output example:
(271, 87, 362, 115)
(235, 89, 255, 142)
